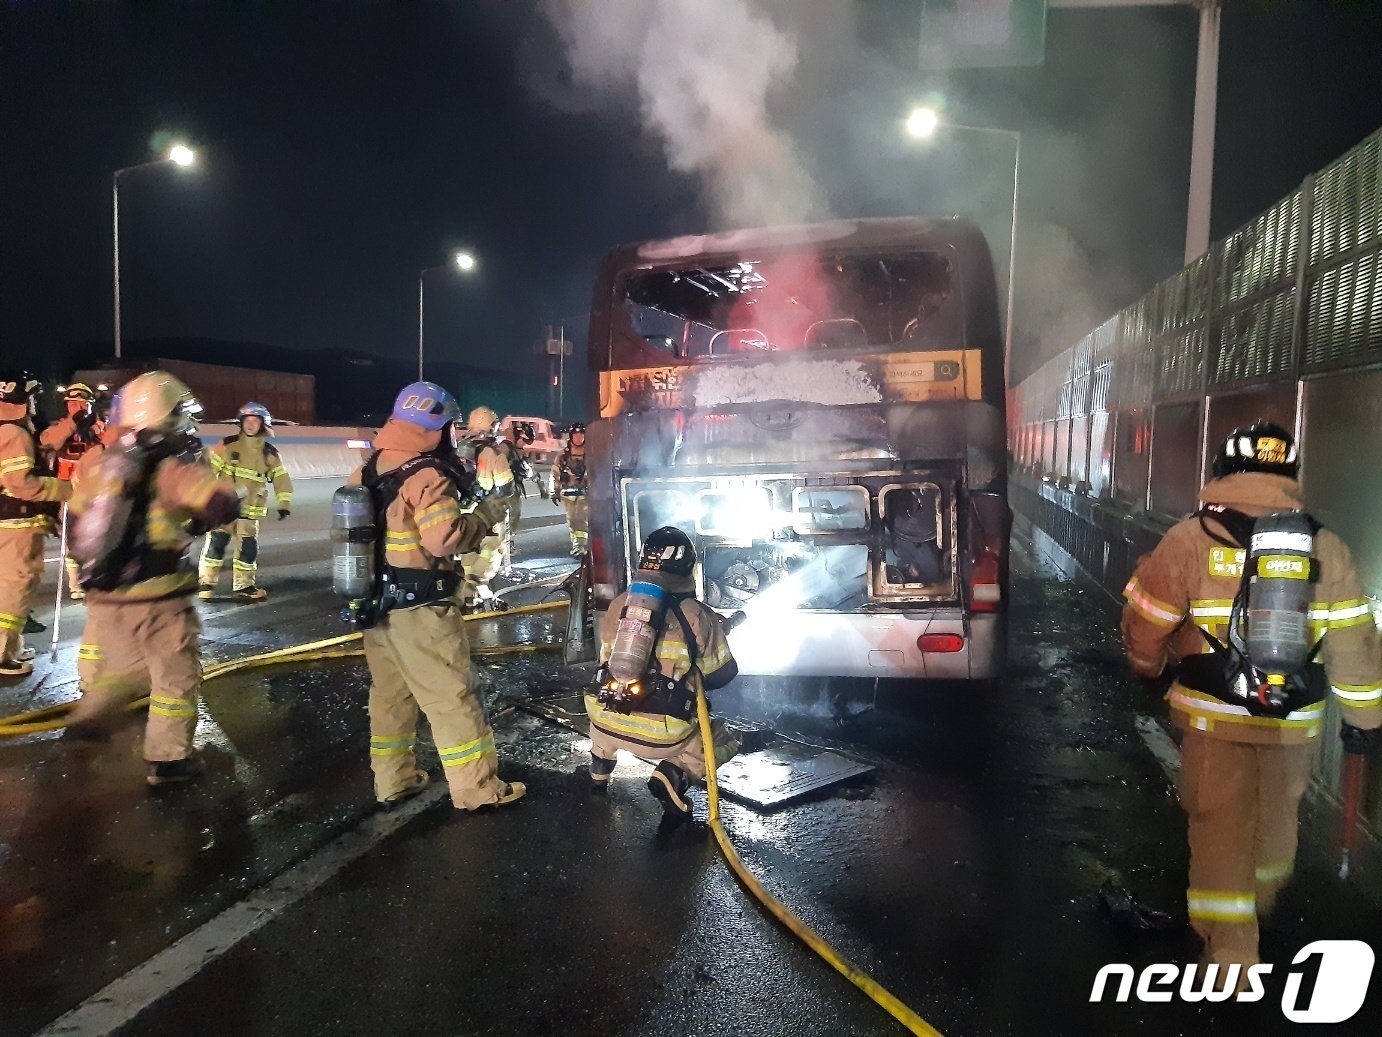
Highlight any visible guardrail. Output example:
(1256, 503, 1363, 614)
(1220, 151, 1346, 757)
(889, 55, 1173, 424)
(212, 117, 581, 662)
(198, 424, 376, 480)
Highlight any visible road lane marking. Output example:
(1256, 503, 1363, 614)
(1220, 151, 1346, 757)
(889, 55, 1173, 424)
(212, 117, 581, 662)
(1134, 713, 1181, 784)
(35, 782, 449, 1037)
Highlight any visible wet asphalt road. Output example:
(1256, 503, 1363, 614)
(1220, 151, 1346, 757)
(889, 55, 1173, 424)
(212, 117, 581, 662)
(2, 487, 1380, 1036)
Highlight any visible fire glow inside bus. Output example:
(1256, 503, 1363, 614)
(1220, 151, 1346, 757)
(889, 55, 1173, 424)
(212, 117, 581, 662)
(582, 218, 1010, 681)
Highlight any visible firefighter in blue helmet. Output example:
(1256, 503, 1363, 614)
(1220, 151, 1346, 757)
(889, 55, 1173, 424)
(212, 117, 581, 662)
(348, 382, 524, 811)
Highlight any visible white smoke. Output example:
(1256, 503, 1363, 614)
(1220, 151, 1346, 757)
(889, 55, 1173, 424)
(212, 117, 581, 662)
(538, 0, 828, 228)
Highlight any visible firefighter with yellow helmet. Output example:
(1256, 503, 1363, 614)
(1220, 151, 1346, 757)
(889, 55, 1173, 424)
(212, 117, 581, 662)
(587, 526, 739, 821)
(39, 382, 107, 600)
(348, 382, 524, 811)
(1122, 420, 1382, 976)
(550, 421, 588, 557)
(0, 372, 69, 677)
(198, 401, 293, 602)
(459, 405, 517, 605)
(67, 372, 241, 782)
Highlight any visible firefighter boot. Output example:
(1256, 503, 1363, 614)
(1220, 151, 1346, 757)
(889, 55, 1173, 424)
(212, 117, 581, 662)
(234, 586, 268, 603)
(146, 754, 205, 788)
(588, 753, 616, 792)
(648, 761, 693, 821)
(383, 770, 430, 808)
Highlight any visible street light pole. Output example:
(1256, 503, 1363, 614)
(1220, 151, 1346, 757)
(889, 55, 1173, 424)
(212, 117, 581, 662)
(417, 273, 426, 382)
(417, 251, 477, 383)
(112, 145, 198, 361)
(113, 177, 122, 361)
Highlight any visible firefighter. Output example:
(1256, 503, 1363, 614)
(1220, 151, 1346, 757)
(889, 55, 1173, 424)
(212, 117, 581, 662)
(586, 526, 739, 821)
(0, 372, 69, 677)
(199, 402, 293, 602)
(1121, 420, 1382, 974)
(460, 406, 518, 605)
(67, 372, 241, 783)
(39, 383, 106, 600)
(351, 382, 524, 811)
(550, 421, 588, 557)
(495, 418, 535, 570)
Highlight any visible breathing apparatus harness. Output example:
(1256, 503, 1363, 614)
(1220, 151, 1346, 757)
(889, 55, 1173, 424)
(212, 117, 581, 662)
(333, 449, 476, 628)
(595, 583, 702, 722)
(556, 448, 587, 499)
(0, 419, 61, 522)
(70, 427, 203, 592)
(1179, 502, 1327, 718)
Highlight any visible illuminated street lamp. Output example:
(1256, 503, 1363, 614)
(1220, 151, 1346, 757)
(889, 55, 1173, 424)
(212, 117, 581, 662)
(906, 107, 1021, 385)
(418, 251, 478, 381)
(113, 143, 200, 360)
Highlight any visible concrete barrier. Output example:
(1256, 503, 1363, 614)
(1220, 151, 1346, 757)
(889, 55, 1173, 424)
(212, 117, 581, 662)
(199, 424, 376, 481)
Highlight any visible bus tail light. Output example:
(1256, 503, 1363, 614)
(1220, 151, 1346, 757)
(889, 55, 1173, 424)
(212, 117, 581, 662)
(917, 633, 965, 653)
(970, 551, 1002, 613)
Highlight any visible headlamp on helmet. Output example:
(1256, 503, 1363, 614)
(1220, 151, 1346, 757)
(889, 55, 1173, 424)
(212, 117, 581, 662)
(637, 525, 696, 577)
(1213, 420, 1299, 479)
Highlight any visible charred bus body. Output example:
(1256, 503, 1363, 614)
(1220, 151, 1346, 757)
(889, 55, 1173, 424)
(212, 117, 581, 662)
(583, 218, 1010, 681)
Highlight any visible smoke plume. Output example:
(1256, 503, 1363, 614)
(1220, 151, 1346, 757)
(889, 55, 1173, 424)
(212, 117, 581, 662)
(537, 0, 827, 228)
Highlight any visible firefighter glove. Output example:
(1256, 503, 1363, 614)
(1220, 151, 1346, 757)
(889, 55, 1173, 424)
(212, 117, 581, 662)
(1341, 723, 1381, 757)
(278, 508, 291, 521)
(475, 497, 507, 530)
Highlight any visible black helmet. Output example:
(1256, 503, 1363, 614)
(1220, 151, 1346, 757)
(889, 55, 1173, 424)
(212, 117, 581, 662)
(638, 526, 696, 577)
(0, 372, 40, 405)
(1212, 420, 1298, 479)
(567, 422, 587, 437)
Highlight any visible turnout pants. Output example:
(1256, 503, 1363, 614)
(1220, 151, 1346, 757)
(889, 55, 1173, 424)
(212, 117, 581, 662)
(0, 530, 45, 662)
(588, 714, 739, 781)
(1179, 731, 1315, 967)
(363, 600, 508, 810)
(199, 518, 261, 592)
(562, 496, 588, 554)
(76, 597, 202, 762)
(462, 523, 506, 599)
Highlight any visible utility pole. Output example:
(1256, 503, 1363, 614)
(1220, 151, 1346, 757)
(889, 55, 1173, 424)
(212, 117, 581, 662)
(1049, 0, 1223, 263)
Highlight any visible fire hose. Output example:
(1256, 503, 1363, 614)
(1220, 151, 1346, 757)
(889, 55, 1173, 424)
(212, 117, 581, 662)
(0, 600, 566, 738)
(694, 684, 941, 1036)
(0, 597, 943, 1034)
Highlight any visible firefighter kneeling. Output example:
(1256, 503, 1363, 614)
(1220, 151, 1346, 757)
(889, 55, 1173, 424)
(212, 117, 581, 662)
(344, 382, 525, 812)
(586, 527, 739, 821)
(1122, 420, 1382, 975)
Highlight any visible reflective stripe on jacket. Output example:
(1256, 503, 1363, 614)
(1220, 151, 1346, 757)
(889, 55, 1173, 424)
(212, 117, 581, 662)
(208, 433, 293, 517)
(1121, 473, 1382, 744)
(586, 585, 735, 748)
(0, 419, 68, 530)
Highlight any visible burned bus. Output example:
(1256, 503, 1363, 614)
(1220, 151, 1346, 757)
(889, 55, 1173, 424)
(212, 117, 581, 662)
(581, 218, 1010, 681)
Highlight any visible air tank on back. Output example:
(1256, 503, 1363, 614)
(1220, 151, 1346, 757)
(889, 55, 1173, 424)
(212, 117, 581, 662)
(1246, 511, 1316, 677)
(331, 484, 376, 602)
(606, 570, 669, 683)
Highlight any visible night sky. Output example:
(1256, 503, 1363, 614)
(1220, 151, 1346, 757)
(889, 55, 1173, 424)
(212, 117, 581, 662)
(3, 1, 1380, 392)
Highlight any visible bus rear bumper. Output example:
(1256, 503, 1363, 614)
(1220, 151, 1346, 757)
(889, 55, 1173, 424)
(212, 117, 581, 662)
(724, 609, 1005, 681)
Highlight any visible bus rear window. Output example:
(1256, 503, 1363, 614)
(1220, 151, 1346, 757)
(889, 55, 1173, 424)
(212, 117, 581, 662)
(622, 249, 956, 359)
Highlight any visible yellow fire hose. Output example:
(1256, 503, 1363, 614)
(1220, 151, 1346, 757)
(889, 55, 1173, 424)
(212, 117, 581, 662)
(0, 601, 567, 738)
(1, 595, 942, 1034)
(696, 689, 942, 1036)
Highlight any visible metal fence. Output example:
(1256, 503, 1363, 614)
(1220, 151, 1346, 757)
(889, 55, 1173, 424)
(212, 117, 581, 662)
(1009, 127, 1382, 822)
